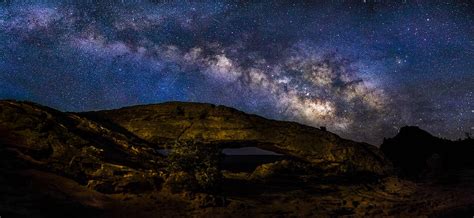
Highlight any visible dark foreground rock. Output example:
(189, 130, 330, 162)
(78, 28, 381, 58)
(1, 100, 473, 217)
(0, 100, 164, 194)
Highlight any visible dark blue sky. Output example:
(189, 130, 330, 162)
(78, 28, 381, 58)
(0, 0, 473, 144)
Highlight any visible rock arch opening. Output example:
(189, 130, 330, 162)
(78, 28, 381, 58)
(159, 143, 290, 173)
(221, 147, 286, 172)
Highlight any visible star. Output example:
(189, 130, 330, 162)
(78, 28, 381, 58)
(0, 0, 472, 144)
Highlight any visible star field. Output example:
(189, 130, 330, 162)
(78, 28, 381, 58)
(0, 0, 473, 144)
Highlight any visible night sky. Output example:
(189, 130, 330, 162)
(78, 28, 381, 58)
(1, 0, 473, 144)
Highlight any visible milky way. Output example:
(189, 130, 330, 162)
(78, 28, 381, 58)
(0, 1, 473, 144)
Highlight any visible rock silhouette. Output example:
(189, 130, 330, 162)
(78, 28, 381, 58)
(381, 126, 474, 179)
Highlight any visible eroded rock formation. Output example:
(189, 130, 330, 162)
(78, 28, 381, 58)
(89, 102, 392, 175)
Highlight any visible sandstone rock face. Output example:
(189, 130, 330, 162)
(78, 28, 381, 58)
(0, 100, 164, 193)
(250, 160, 310, 181)
(91, 102, 392, 175)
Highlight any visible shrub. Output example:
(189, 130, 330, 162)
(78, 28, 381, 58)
(166, 140, 222, 193)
